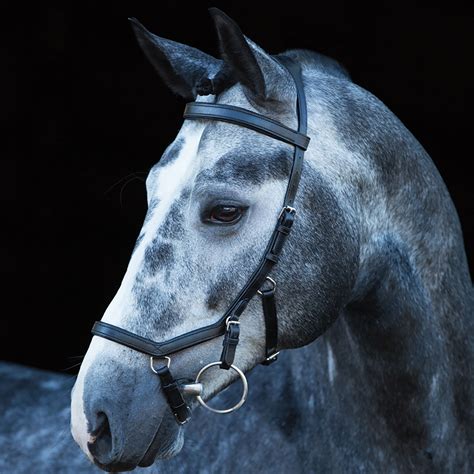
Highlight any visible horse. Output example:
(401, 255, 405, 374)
(70, 8, 474, 472)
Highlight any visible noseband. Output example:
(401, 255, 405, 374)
(91, 57, 309, 424)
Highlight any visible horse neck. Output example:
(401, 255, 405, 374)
(278, 63, 474, 466)
(283, 229, 472, 467)
(303, 151, 474, 457)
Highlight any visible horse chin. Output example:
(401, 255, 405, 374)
(138, 413, 185, 467)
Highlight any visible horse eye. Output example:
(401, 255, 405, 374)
(207, 205, 245, 225)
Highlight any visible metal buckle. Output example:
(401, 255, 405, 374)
(225, 316, 241, 330)
(177, 416, 189, 425)
(278, 205, 296, 219)
(149, 356, 171, 373)
(264, 351, 280, 363)
(194, 362, 248, 414)
(257, 276, 277, 296)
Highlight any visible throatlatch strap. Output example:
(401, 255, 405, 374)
(155, 365, 190, 424)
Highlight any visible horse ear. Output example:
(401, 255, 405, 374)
(129, 17, 224, 99)
(209, 8, 290, 104)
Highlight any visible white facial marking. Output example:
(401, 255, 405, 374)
(103, 121, 206, 329)
(327, 341, 337, 384)
(71, 121, 205, 453)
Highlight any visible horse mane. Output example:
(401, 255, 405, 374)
(280, 49, 351, 81)
(198, 48, 351, 97)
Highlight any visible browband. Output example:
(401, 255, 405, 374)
(183, 103, 309, 150)
(92, 56, 309, 363)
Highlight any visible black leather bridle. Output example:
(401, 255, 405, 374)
(91, 57, 309, 424)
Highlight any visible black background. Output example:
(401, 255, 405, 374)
(4, 2, 473, 373)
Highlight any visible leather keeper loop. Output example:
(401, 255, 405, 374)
(220, 320, 240, 370)
(276, 224, 291, 235)
(265, 252, 279, 263)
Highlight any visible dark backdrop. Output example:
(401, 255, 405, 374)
(4, 2, 473, 373)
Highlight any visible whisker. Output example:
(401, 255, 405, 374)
(104, 171, 146, 196)
(66, 355, 85, 360)
(119, 175, 145, 208)
(60, 362, 84, 372)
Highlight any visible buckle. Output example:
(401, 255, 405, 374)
(175, 410, 191, 425)
(263, 351, 280, 365)
(225, 316, 241, 330)
(278, 206, 296, 219)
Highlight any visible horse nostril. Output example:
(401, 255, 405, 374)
(87, 411, 137, 471)
(88, 412, 114, 464)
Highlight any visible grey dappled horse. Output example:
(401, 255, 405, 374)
(13, 8, 474, 473)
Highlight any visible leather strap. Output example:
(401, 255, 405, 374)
(154, 365, 190, 424)
(219, 319, 240, 370)
(221, 206, 295, 322)
(92, 320, 226, 357)
(278, 56, 308, 207)
(183, 103, 309, 150)
(259, 287, 278, 363)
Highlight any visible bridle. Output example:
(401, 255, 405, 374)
(91, 56, 309, 424)
(91, 57, 308, 423)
